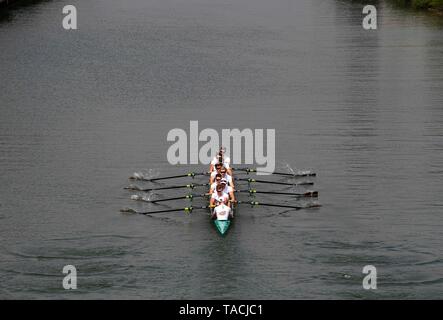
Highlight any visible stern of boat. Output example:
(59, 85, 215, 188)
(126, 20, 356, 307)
(213, 220, 231, 235)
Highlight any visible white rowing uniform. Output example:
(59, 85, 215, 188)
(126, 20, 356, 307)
(210, 183, 233, 194)
(211, 156, 230, 169)
(221, 173, 233, 185)
(210, 171, 233, 184)
(213, 203, 232, 220)
(211, 192, 229, 204)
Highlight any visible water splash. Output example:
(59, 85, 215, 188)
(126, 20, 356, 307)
(130, 168, 159, 180)
(131, 194, 154, 202)
(282, 162, 314, 176)
(282, 162, 296, 175)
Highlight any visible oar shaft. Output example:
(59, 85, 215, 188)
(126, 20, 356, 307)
(125, 183, 210, 192)
(144, 185, 190, 191)
(233, 167, 316, 177)
(254, 190, 318, 197)
(239, 178, 313, 186)
(150, 174, 194, 182)
(250, 201, 302, 209)
(235, 189, 313, 196)
(144, 208, 194, 215)
(151, 195, 190, 203)
(233, 201, 321, 210)
(147, 194, 206, 203)
(141, 172, 208, 182)
(120, 205, 216, 215)
(120, 207, 187, 215)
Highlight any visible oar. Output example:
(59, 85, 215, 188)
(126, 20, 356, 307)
(120, 205, 215, 215)
(239, 201, 321, 210)
(236, 189, 318, 198)
(238, 178, 314, 186)
(131, 193, 208, 203)
(129, 172, 209, 182)
(124, 183, 210, 192)
(233, 167, 316, 177)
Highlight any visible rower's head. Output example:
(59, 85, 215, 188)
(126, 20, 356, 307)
(217, 147, 225, 162)
(215, 173, 222, 183)
(216, 184, 224, 194)
(220, 178, 227, 187)
(215, 163, 223, 172)
(220, 167, 227, 175)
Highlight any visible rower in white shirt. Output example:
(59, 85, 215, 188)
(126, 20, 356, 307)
(209, 173, 223, 193)
(209, 147, 232, 175)
(210, 164, 233, 187)
(209, 179, 236, 206)
(210, 174, 233, 192)
(219, 166, 234, 189)
(210, 163, 223, 183)
(211, 200, 233, 220)
(210, 184, 230, 207)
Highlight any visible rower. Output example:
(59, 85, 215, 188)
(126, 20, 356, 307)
(209, 163, 223, 184)
(219, 178, 236, 205)
(211, 199, 233, 220)
(210, 163, 234, 186)
(220, 166, 234, 189)
(209, 147, 232, 174)
(210, 184, 230, 208)
(209, 174, 233, 194)
(209, 173, 223, 194)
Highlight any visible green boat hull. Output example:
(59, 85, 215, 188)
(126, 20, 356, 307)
(213, 220, 231, 235)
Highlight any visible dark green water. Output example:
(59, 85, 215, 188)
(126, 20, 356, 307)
(0, 0, 442, 299)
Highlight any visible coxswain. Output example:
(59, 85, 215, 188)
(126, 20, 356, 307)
(211, 199, 233, 220)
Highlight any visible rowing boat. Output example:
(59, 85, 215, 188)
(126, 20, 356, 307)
(121, 166, 320, 236)
(209, 161, 236, 235)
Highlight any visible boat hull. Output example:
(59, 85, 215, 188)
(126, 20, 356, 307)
(213, 220, 231, 235)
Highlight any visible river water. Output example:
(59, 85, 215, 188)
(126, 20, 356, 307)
(1, 0, 442, 299)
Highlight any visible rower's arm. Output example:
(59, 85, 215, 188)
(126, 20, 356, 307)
(229, 190, 236, 203)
